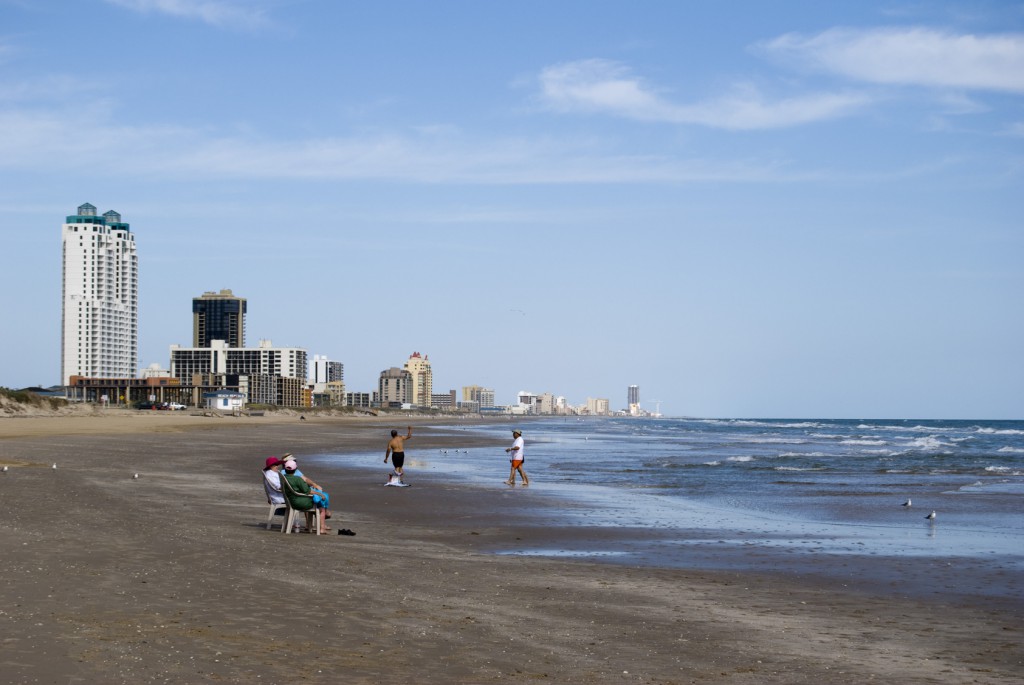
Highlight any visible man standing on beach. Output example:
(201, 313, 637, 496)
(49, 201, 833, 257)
(385, 426, 413, 481)
(505, 429, 528, 486)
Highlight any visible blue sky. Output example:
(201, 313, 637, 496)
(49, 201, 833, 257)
(1, 0, 1022, 418)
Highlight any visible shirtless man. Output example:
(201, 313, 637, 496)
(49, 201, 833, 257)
(385, 426, 413, 479)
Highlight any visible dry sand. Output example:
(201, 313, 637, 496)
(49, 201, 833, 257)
(1, 412, 1021, 684)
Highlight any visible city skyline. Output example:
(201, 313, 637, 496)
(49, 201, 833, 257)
(2, 1, 1022, 418)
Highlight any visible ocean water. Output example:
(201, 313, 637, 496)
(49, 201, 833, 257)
(324, 417, 1024, 601)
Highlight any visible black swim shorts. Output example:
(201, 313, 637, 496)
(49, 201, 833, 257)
(392, 451, 405, 469)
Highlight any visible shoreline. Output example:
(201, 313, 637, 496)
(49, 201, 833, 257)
(1, 415, 1021, 683)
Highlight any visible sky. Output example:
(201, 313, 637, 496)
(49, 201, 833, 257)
(1, 0, 1022, 419)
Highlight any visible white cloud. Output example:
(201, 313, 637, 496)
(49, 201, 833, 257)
(537, 58, 870, 130)
(0, 75, 106, 103)
(0, 103, 794, 185)
(103, 0, 270, 30)
(758, 27, 1024, 93)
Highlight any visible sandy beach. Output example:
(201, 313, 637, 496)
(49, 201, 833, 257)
(1, 411, 1020, 684)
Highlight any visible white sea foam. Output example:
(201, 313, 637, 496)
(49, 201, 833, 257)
(774, 466, 826, 471)
(726, 456, 754, 462)
(703, 460, 720, 466)
(840, 439, 887, 446)
(698, 419, 824, 429)
(997, 446, 1024, 454)
(743, 438, 808, 444)
(779, 452, 829, 458)
(903, 436, 952, 451)
(856, 423, 958, 433)
(976, 427, 1024, 435)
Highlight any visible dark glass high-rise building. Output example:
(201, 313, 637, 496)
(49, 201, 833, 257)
(192, 289, 246, 348)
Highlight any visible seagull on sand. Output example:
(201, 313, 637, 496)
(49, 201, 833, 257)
(132, 473, 139, 479)
(52, 463, 57, 470)
(925, 511, 937, 520)
(2, 465, 8, 472)
(902, 499, 912, 507)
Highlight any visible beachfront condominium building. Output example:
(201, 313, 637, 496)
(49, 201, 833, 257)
(431, 390, 457, 411)
(169, 339, 307, 382)
(628, 385, 640, 416)
(404, 351, 433, 408)
(192, 289, 246, 348)
(310, 354, 344, 384)
(462, 385, 496, 409)
(61, 203, 139, 385)
(379, 367, 412, 406)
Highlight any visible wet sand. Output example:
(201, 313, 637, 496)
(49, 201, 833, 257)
(1, 412, 1021, 684)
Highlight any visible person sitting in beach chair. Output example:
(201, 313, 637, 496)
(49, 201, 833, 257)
(282, 459, 330, 533)
(280, 453, 331, 519)
(262, 456, 287, 529)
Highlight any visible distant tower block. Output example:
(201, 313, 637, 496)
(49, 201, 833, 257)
(193, 289, 247, 348)
(61, 203, 139, 385)
(404, 351, 433, 408)
(628, 385, 640, 416)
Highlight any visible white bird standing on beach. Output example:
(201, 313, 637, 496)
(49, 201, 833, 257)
(902, 499, 912, 507)
(52, 463, 57, 470)
(2, 465, 8, 472)
(925, 511, 937, 520)
(132, 473, 139, 479)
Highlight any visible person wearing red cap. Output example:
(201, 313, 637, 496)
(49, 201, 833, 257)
(263, 456, 285, 508)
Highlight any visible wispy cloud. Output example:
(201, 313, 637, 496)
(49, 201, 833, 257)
(0, 102, 798, 185)
(0, 75, 107, 103)
(536, 59, 871, 130)
(103, 0, 271, 31)
(757, 27, 1024, 93)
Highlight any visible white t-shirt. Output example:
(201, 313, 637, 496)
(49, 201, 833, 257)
(510, 436, 525, 462)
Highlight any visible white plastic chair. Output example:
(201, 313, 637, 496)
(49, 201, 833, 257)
(262, 473, 287, 530)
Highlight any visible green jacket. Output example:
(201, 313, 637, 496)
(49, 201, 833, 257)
(281, 473, 314, 510)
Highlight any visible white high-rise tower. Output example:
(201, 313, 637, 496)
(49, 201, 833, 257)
(61, 203, 139, 385)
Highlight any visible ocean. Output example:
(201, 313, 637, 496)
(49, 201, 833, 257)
(325, 417, 1024, 603)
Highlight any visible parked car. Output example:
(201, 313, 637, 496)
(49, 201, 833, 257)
(136, 402, 157, 410)
(166, 402, 187, 410)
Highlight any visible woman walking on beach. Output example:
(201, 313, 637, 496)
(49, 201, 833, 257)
(505, 429, 528, 486)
